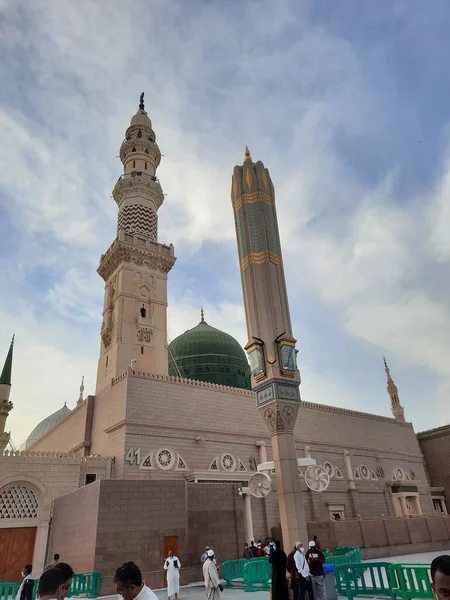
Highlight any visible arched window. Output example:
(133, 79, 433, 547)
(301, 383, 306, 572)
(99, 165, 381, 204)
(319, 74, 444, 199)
(145, 148, 149, 154)
(145, 162, 147, 169)
(137, 130, 142, 138)
(140, 305, 146, 318)
(133, 160, 136, 168)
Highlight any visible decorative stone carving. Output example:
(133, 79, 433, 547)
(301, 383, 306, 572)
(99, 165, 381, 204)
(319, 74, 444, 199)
(249, 456, 258, 471)
(139, 452, 154, 470)
(221, 454, 235, 471)
(323, 462, 335, 478)
(376, 466, 385, 478)
(101, 326, 112, 348)
(112, 174, 164, 210)
(135, 272, 155, 299)
(176, 456, 187, 470)
(120, 138, 161, 166)
(360, 464, 370, 480)
(263, 408, 276, 432)
(98, 238, 176, 281)
(392, 467, 410, 481)
(0, 485, 39, 519)
(137, 325, 153, 343)
(156, 448, 175, 470)
(261, 401, 299, 434)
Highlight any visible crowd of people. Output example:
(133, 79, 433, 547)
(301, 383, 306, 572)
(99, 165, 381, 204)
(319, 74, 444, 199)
(13, 545, 450, 600)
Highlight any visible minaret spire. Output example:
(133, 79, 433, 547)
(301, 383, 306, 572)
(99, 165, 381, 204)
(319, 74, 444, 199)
(0, 336, 15, 453)
(200, 307, 205, 324)
(95, 98, 176, 395)
(231, 153, 307, 550)
(77, 376, 85, 406)
(383, 356, 405, 423)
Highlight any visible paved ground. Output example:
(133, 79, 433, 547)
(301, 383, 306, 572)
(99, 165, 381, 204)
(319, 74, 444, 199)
(99, 549, 450, 600)
(150, 548, 450, 600)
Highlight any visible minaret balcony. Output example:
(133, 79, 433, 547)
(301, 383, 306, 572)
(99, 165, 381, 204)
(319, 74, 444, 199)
(120, 137, 161, 166)
(112, 171, 164, 209)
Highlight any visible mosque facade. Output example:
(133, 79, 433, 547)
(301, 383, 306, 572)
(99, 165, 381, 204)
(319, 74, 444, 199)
(0, 97, 449, 590)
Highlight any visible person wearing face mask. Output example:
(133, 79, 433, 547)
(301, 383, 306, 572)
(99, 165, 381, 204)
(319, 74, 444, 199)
(16, 565, 33, 600)
(54, 563, 74, 600)
(431, 555, 450, 600)
(37, 568, 64, 600)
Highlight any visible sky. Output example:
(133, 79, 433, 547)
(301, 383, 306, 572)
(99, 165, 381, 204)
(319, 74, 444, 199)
(0, 0, 449, 446)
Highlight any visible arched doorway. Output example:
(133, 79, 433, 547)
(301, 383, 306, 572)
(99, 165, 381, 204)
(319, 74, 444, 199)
(0, 476, 51, 581)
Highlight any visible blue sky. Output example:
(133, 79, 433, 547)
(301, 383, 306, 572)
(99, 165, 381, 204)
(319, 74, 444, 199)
(1, 0, 449, 445)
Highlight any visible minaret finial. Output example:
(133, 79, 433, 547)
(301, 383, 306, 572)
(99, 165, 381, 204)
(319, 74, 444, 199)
(200, 307, 205, 324)
(78, 376, 85, 405)
(245, 146, 252, 162)
(139, 92, 145, 110)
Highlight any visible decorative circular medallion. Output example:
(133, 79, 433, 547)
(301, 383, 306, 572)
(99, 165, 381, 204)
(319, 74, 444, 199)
(221, 453, 236, 471)
(156, 448, 175, 470)
(395, 467, 404, 480)
(360, 465, 370, 480)
(323, 462, 335, 478)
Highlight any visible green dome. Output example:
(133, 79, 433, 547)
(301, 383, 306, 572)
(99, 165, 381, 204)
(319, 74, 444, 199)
(168, 317, 251, 390)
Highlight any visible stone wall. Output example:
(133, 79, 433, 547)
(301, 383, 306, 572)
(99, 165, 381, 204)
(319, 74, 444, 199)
(49, 482, 100, 572)
(418, 426, 450, 505)
(307, 516, 450, 557)
(48, 479, 246, 594)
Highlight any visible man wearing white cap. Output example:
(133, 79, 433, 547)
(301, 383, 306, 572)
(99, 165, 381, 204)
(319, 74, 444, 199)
(305, 540, 326, 600)
(203, 549, 222, 600)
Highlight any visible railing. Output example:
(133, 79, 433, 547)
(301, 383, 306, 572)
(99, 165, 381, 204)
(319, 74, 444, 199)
(115, 172, 159, 184)
(388, 564, 433, 600)
(243, 559, 271, 592)
(30, 572, 102, 599)
(325, 547, 362, 565)
(335, 562, 394, 600)
(0, 583, 19, 600)
(222, 559, 249, 587)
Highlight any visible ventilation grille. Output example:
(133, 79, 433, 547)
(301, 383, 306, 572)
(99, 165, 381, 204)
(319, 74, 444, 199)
(0, 486, 39, 519)
(118, 204, 158, 240)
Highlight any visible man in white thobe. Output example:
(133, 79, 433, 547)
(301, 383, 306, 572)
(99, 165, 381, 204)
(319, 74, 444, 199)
(164, 551, 181, 600)
(203, 550, 222, 600)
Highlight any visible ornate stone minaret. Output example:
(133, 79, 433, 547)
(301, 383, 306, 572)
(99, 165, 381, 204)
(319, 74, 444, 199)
(231, 148, 307, 549)
(96, 94, 176, 394)
(383, 357, 405, 423)
(0, 336, 14, 453)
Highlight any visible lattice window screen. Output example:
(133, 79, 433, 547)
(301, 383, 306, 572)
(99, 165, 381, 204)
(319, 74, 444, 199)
(0, 486, 39, 519)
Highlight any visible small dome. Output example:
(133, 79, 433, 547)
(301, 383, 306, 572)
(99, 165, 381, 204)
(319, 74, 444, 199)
(130, 108, 152, 128)
(168, 318, 251, 390)
(25, 404, 71, 449)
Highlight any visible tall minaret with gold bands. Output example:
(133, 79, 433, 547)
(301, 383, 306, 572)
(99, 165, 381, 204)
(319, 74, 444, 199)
(231, 148, 307, 550)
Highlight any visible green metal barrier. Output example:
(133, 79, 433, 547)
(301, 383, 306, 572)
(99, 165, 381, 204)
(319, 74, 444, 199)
(0, 583, 19, 600)
(222, 560, 248, 587)
(388, 564, 433, 600)
(243, 559, 271, 592)
(32, 572, 102, 599)
(335, 562, 394, 600)
(326, 547, 362, 566)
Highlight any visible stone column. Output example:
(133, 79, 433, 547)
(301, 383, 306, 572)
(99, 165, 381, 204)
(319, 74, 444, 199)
(243, 493, 254, 544)
(259, 395, 308, 549)
(344, 450, 360, 517)
(33, 518, 51, 576)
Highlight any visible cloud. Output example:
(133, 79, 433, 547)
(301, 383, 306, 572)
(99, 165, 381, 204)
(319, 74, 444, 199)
(0, 0, 449, 442)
